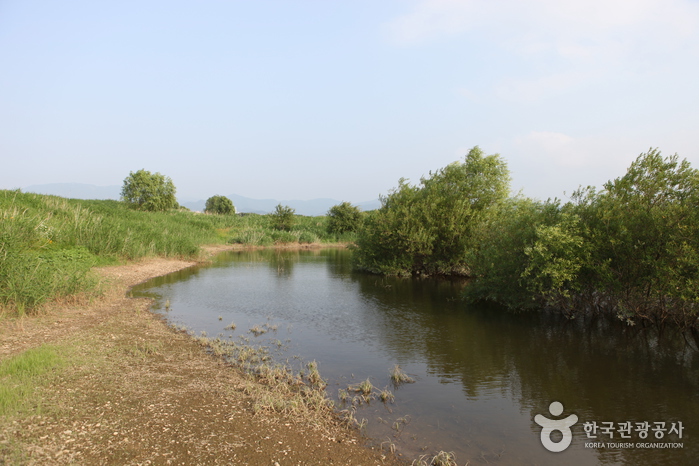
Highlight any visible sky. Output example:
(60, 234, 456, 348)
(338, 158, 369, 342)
(1, 0, 698, 203)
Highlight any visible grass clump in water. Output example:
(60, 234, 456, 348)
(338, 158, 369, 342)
(249, 324, 267, 336)
(378, 387, 395, 403)
(338, 388, 350, 403)
(347, 378, 375, 404)
(187, 331, 335, 421)
(412, 451, 457, 466)
(390, 364, 415, 386)
(304, 361, 327, 389)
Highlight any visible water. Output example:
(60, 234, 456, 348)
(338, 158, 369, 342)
(132, 248, 699, 465)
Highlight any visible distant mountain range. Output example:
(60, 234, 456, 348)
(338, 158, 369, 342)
(22, 183, 380, 216)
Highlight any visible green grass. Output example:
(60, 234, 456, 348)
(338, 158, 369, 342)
(0, 345, 65, 416)
(0, 190, 233, 315)
(227, 213, 357, 246)
(1, 189, 355, 316)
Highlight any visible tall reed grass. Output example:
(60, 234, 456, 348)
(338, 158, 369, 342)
(0, 190, 236, 315)
(0, 190, 354, 316)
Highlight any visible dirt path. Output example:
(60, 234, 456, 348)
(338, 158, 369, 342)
(0, 249, 404, 465)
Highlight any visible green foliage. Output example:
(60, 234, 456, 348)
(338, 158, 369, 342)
(354, 146, 510, 276)
(227, 214, 339, 245)
(464, 197, 561, 309)
(205, 195, 235, 215)
(566, 148, 699, 325)
(0, 190, 241, 314)
(121, 169, 177, 211)
(521, 212, 591, 313)
(327, 202, 363, 235)
(465, 148, 699, 329)
(269, 204, 296, 231)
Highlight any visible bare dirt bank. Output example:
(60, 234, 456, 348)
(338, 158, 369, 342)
(0, 249, 402, 465)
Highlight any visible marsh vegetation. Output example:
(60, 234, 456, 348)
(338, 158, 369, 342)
(0, 190, 357, 317)
(353, 147, 699, 334)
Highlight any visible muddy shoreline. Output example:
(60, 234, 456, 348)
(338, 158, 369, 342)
(0, 244, 404, 465)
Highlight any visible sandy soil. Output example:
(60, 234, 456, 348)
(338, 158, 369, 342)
(0, 248, 404, 465)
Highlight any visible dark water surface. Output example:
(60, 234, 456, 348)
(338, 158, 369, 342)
(132, 248, 698, 465)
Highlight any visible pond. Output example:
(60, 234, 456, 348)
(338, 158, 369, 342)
(132, 248, 698, 465)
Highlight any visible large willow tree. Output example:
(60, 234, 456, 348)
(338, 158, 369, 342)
(354, 146, 510, 276)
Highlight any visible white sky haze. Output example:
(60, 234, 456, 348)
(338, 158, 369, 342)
(1, 0, 697, 202)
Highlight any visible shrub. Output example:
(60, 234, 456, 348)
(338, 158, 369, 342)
(205, 195, 235, 215)
(269, 204, 295, 231)
(465, 148, 699, 330)
(121, 169, 177, 211)
(327, 202, 363, 235)
(298, 231, 319, 244)
(464, 197, 561, 309)
(354, 146, 510, 276)
(564, 149, 699, 325)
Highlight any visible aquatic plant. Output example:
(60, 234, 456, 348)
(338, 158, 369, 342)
(431, 451, 457, 466)
(378, 387, 395, 403)
(411, 450, 457, 466)
(357, 378, 373, 396)
(347, 378, 375, 403)
(305, 361, 326, 389)
(390, 364, 415, 385)
(249, 325, 267, 336)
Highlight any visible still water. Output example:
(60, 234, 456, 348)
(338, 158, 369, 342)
(132, 248, 698, 465)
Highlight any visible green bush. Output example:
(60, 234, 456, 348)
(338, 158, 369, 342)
(298, 231, 319, 244)
(464, 197, 561, 309)
(269, 204, 296, 231)
(205, 195, 235, 215)
(464, 148, 699, 329)
(354, 146, 510, 276)
(327, 202, 363, 235)
(121, 169, 177, 212)
(564, 149, 699, 325)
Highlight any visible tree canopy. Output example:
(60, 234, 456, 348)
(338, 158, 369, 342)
(121, 169, 177, 212)
(464, 148, 699, 330)
(205, 195, 235, 215)
(327, 202, 363, 235)
(353, 146, 510, 276)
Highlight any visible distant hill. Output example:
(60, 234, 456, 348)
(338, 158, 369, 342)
(21, 183, 380, 216)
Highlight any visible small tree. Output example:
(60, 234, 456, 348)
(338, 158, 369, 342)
(205, 195, 235, 215)
(327, 202, 363, 235)
(354, 146, 510, 276)
(270, 204, 295, 231)
(121, 169, 177, 211)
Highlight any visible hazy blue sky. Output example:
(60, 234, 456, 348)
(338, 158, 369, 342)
(2, 0, 698, 202)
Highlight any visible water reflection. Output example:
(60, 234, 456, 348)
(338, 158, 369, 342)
(132, 249, 697, 465)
